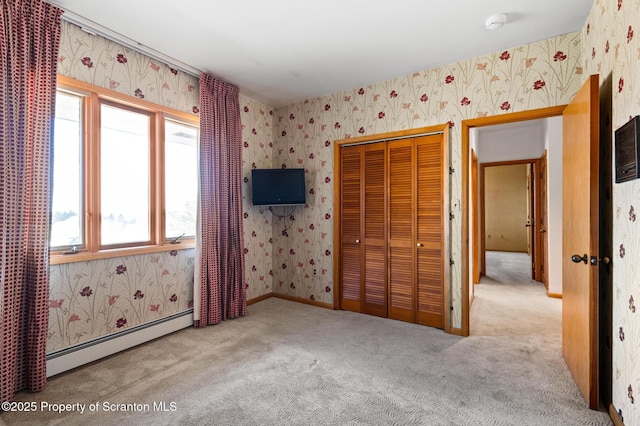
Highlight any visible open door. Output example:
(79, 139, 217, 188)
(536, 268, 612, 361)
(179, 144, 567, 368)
(471, 150, 479, 284)
(562, 74, 600, 409)
(539, 151, 549, 289)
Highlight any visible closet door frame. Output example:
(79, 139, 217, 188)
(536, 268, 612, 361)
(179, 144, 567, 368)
(333, 124, 451, 334)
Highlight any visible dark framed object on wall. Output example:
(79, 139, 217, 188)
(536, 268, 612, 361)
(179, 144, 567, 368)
(615, 115, 640, 183)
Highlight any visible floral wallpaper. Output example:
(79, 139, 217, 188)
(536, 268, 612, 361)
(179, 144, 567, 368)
(50, 22, 273, 354)
(240, 99, 276, 300)
(583, 0, 640, 423)
(271, 33, 583, 322)
(57, 22, 199, 114)
(48, 250, 194, 352)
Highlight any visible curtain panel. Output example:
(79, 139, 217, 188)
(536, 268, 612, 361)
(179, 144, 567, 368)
(194, 73, 247, 326)
(0, 0, 62, 402)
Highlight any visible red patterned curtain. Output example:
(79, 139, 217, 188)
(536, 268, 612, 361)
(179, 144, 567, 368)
(194, 73, 247, 327)
(0, 0, 62, 402)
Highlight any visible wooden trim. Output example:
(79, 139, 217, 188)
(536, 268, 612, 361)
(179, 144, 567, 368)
(87, 92, 100, 253)
(546, 291, 562, 299)
(471, 150, 479, 284)
(448, 327, 466, 336)
(335, 125, 446, 146)
(609, 403, 624, 426)
(461, 105, 567, 337)
(333, 139, 342, 310)
(247, 293, 273, 306)
(479, 162, 485, 277)
(442, 125, 451, 334)
(273, 293, 334, 310)
(463, 106, 567, 129)
(461, 122, 471, 337)
(50, 242, 196, 265)
(57, 75, 198, 121)
(154, 111, 165, 246)
(480, 158, 542, 168)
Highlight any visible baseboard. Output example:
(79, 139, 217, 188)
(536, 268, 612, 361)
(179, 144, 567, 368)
(546, 291, 562, 299)
(609, 402, 624, 426)
(46, 310, 193, 377)
(247, 293, 273, 305)
(273, 293, 334, 309)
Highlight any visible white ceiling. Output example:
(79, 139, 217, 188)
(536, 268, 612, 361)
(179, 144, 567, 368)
(46, 0, 593, 107)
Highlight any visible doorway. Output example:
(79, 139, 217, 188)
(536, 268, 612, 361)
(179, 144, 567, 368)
(461, 92, 613, 410)
(480, 160, 544, 285)
(462, 106, 566, 335)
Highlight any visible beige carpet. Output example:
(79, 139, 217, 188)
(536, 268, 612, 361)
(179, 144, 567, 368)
(1, 251, 612, 425)
(471, 250, 561, 337)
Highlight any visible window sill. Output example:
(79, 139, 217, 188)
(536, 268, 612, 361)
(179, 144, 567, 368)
(49, 242, 196, 265)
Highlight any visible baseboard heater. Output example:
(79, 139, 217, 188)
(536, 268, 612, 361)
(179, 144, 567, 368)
(46, 309, 193, 377)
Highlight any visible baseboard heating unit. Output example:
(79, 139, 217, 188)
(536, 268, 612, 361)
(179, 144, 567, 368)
(46, 310, 193, 377)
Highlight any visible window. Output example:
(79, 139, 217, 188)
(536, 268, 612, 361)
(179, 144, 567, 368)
(100, 103, 151, 246)
(164, 119, 198, 240)
(51, 91, 84, 248)
(50, 76, 199, 262)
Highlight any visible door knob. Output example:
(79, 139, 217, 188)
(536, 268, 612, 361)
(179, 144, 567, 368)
(417, 243, 424, 247)
(355, 239, 360, 244)
(571, 254, 588, 264)
(540, 228, 546, 233)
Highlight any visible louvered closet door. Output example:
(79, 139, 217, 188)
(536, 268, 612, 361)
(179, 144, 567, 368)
(388, 140, 415, 322)
(362, 142, 387, 317)
(415, 134, 444, 328)
(340, 145, 362, 312)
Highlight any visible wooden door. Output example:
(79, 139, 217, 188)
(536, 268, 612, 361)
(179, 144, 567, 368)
(362, 143, 387, 317)
(416, 134, 444, 328)
(562, 74, 599, 409)
(527, 165, 534, 270)
(539, 151, 549, 289)
(339, 145, 362, 312)
(388, 139, 415, 322)
(531, 160, 543, 282)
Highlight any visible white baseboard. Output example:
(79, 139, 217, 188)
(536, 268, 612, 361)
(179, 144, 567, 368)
(46, 311, 193, 377)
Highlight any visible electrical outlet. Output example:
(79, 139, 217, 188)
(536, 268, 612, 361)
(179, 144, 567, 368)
(313, 269, 317, 276)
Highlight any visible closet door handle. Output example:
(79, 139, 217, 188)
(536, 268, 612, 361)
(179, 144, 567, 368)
(417, 243, 423, 247)
(355, 239, 360, 244)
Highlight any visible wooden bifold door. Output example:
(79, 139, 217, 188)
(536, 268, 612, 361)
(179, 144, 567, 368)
(338, 133, 446, 329)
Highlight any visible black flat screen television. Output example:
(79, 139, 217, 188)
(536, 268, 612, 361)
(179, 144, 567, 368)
(251, 168, 306, 206)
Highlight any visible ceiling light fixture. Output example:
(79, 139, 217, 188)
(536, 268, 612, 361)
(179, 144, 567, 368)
(485, 13, 507, 30)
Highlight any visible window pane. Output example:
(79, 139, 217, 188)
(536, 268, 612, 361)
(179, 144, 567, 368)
(165, 120, 198, 239)
(100, 104, 150, 246)
(51, 92, 83, 248)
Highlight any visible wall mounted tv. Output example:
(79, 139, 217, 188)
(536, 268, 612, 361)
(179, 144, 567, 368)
(251, 168, 306, 206)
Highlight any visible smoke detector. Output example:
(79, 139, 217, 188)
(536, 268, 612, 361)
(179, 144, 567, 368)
(485, 13, 507, 30)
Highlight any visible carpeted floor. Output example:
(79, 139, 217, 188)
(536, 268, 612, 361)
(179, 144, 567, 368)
(1, 251, 612, 425)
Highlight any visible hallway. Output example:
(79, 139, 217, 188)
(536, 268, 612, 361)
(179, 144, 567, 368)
(470, 250, 560, 337)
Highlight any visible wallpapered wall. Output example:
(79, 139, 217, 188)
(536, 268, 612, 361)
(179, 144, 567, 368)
(49, 22, 273, 353)
(271, 33, 583, 325)
(583, 0, 640, 423)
